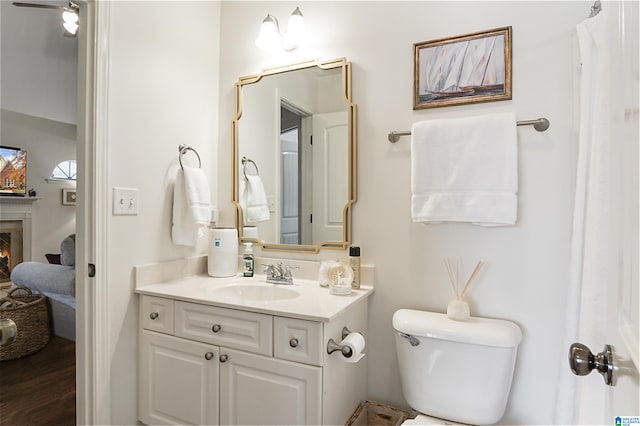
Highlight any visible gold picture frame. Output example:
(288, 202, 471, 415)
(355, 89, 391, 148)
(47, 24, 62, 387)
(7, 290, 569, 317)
(414, 26, 512, 109)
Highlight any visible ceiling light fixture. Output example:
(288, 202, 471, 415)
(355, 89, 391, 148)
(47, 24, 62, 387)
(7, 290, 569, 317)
(12, 1, 80, 37)
(255, 7, 305, 52)
(62, 3, 79, 36)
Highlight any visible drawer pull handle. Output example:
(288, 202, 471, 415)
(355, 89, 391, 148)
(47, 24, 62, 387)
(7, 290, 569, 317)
(149, 312, 159, 320)
(219, 354, 228, 363)
(212, 324, 222, 333)
(289, 338, 299, 348)
(204, 352, 214, 360)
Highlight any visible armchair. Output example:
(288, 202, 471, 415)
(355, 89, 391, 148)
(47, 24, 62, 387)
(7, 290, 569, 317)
(10, 234, 76, 340)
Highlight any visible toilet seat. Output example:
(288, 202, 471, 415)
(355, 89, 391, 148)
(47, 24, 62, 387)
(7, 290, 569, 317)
(403, 414, 469, 425)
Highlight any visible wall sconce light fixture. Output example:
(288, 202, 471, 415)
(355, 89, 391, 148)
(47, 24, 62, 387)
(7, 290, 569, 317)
(255, 7, 305, 52)
(12, 1, 80, 37)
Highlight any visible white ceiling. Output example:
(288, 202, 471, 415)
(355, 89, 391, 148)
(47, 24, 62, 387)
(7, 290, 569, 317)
(1, 1, 78, 125)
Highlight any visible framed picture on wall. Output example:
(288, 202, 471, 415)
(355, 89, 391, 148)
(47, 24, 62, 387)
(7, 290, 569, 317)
(414, 26, 512, 109)
(62, 188, 77, 206)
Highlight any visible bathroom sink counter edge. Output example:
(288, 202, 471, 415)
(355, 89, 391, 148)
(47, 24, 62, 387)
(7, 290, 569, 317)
(134, 272, 374, 322)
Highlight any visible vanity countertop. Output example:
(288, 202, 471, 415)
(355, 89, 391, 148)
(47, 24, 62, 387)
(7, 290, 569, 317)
(135, 273, 374, 322)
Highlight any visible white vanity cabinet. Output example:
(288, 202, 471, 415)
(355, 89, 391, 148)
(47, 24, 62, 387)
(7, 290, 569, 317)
(138, 294, 367, 426)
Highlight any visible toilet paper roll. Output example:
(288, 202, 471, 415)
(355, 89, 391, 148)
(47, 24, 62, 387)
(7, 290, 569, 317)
(341, 332, 365, 363)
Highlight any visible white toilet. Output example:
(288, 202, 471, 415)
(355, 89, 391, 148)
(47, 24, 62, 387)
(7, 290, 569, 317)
(393, 309, 522, 425)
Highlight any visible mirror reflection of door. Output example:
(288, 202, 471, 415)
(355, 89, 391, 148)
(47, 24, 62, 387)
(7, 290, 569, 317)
(312, 112, 348, 243)
(280, 104, 304, 244)
(279, 104, 348, 246)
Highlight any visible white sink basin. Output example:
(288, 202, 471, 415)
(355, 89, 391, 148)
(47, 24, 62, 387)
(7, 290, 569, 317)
(212, 284, 299, 302)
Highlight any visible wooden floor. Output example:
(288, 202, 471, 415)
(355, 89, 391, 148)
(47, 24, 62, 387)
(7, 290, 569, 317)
(0, 336, 76, 426)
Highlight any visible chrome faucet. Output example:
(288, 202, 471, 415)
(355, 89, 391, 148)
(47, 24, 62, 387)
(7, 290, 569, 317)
(262, 262, 297, 285)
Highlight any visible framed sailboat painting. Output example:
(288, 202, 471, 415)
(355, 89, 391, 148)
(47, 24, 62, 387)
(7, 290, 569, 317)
(414, 26, 512, 109)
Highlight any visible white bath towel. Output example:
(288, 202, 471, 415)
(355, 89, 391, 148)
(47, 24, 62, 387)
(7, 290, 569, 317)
(411, 112, 518, 226)
(172, 166, 211, 246)
(239, 175, 270, 223)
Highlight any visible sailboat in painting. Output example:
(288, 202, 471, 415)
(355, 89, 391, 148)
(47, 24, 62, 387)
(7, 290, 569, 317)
(419, 34, 505, 102)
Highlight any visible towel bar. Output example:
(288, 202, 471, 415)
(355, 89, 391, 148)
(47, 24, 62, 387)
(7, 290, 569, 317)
(241, 156, 259, 179)
(388, 117, 550, 143)
(178, 144, 202, 169)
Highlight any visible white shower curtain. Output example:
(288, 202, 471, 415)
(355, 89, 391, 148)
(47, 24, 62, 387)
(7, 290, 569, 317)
(553, 7, 618, 425)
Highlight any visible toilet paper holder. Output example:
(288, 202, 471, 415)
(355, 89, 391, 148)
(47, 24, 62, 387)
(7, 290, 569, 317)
(327, 326, 357, 358)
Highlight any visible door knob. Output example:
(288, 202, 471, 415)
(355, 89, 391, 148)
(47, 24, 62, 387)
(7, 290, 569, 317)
(569, 343, 614, 385)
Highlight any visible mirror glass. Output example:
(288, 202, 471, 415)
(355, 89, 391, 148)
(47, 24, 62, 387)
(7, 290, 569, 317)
(232, 58, 356, 253)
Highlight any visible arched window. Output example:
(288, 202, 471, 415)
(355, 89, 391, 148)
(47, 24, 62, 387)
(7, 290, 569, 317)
(50, 160, 77, 181)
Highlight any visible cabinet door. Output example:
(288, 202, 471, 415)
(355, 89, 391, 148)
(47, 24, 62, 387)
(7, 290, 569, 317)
(139, 330, 219, 425)
(219, 347, 322, 425)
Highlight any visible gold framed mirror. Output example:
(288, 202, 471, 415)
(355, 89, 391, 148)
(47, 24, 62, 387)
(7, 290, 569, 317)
(232, 58, 356, 253)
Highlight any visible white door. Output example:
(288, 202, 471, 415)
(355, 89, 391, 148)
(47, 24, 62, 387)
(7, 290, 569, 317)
(605, 0, 639, 419)
(139, 330, 219, 425)
(570, 1, 639, 421)
(219, 347, 322, 425)
(312, 112, 348, 243)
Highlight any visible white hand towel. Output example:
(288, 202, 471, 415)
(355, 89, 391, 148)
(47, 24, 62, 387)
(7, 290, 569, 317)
(239, 175, 270, 223)
(183, 166, 211, 225)
(172, 166, 211, 246)
(411, 112, 518, 226)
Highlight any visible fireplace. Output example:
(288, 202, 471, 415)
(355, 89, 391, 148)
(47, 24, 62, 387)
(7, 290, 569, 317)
(0, 220, 24, 283)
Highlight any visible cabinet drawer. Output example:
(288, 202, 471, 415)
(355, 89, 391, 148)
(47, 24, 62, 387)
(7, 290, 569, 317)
(140, 296, 174, 334)
(274, 316, 323, 366)
(175, 301, 272, 356)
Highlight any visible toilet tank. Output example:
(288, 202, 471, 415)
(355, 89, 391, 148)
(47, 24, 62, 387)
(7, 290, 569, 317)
(393, 309, 522, 425)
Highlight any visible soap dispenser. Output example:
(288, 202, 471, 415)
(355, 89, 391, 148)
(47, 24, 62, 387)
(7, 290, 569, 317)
(242, 242, 254, 277)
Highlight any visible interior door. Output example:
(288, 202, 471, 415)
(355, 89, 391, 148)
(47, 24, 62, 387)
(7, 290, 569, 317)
(605, 0, 639, 419)
(570, 1, 639, 420)
(311, 112, 348, 243)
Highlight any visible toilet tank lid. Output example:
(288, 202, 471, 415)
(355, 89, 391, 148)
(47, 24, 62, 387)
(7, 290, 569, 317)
(393, 309, 522, 347)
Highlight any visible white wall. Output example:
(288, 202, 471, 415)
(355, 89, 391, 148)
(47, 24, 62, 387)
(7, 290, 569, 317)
(0, 0, 78, 124)
(0, 109, 76, 259)
(105, 2, 221, 423)
(218, 2, 585, 424)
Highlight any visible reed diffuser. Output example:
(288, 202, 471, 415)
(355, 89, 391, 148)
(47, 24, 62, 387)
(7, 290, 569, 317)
(444, 258, 484, 321)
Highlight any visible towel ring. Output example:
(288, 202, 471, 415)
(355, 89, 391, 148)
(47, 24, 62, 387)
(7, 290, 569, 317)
(241, 156, 259, 179)
(178, 144, 202, 169)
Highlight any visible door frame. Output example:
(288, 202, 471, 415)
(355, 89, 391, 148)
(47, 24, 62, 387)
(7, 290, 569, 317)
(75, 0, 110, 424)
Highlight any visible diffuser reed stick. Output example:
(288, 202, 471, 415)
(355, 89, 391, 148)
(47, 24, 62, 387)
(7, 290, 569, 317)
(444, 258, 484, 300)
(444, 258, 456, 296)
(460, 260, 484, 299)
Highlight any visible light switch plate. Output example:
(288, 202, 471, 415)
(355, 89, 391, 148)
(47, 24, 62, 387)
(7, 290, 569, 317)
(113, 187, 139, 216)
(267, 195, 276, 213)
